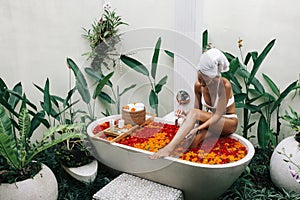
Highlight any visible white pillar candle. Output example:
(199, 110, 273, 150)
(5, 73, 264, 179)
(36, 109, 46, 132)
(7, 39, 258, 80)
(118, 119, 125, 129)
(109, 119, 115, 131)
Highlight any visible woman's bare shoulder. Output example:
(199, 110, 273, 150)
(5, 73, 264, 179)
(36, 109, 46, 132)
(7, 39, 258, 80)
(194, 81, 202, 94)
(221, 77, 232, 90)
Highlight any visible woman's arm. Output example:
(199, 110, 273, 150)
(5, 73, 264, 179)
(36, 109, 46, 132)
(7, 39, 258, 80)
(194, 81, 202, 109)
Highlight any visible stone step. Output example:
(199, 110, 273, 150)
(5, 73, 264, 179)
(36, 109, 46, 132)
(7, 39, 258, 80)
(93, 173, 184, 200)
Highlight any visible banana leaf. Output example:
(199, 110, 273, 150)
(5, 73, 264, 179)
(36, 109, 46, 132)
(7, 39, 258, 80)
(149, 89, 158, 110)
(67, 58, 91, 104)
(248, 39, 276, 85)
(93, 71, 114, 99)
(270, 81, 298, 113)
(119, 84, 136, 97)
(202, 30, 208, 51)
(155, 75, 168, 94)
(99, 91, 115, 104)
(257, 114, 271, 148)
(262, 73, 279, 97)
(120, 55, 149, 76)
(151, 37, 161, 80)
(8, 82, 22, 110)
(164, 50, 174, 58)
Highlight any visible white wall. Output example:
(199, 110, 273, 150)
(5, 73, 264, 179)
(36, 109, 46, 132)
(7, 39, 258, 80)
(0, 0, 299, 136)
(1, 0, 101, 104)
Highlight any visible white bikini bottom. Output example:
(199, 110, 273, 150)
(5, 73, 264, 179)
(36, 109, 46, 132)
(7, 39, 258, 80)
(223, 114, 238, 119)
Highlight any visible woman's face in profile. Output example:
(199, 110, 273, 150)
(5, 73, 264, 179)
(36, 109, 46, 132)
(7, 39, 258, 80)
(198, 71, 212, 86)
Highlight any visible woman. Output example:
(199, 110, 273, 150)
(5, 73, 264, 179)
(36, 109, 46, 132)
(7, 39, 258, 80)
(150, 48, 238, 159)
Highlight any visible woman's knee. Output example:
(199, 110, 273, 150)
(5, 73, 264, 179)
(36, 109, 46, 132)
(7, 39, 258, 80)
(187, 108, 201, 119)
(223, 118, 238, 134)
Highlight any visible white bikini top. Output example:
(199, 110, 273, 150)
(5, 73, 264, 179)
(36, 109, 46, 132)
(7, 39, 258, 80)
(200, 77, 235, 111)
(201, 93, 235, 110)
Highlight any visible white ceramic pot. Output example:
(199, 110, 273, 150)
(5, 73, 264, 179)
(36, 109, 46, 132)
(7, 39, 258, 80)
(0, 163, 58, 200)
(62, 159, 98, 183)
(270, 136, 300, 193)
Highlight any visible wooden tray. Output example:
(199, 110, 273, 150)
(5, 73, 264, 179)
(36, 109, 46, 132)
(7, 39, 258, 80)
(93, 113, 156, 143)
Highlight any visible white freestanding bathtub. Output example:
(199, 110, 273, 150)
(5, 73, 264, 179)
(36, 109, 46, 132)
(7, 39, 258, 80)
(87, 115, 255, 200)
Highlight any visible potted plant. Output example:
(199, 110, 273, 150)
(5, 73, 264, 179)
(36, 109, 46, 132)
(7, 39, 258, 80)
(34, 76, 98, 183)
(270, 106, 300, 193)
(0, 98, 83, 199)
(82, 2, 128, 73)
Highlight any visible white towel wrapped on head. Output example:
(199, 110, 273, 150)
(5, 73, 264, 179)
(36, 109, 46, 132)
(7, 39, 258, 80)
(197, 48, 229, 78)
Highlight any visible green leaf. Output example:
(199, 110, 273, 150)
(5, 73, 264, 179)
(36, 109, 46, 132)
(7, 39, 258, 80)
(19, 108, 31, 142)
(155, 75, 168, 94)
(8, 82, 22, 110)
(29, 111, 48, 135)
(0, 105, 12, 136)
(101, 108, 110, 117)
(34, 83, 58, 108)
(67, 58, 91, 104)
(262, 73, 279, 97)
(164, 50, 174, 58)
(151, 37, 161, 80)
(93, 71, 114, 99)
(99, 92, 115, 104)
(7, 90, 37, 112)
(0, 132, 20, 169)
(235, 102, 260, 113)
(43, 78, 52, 115)
(27, 124, 84, 165)
(149, 90, 158, 110)
(247, 39, 276, 85)
(64, 87, 76, 108)
(202, 30, 208, 52)
(120, 55, 149, 76)
(257, 115, 270, 148)
(85, 67, 102, 81)
(119, 84, 136, 96)
(85, 68, 114, 88)
(234, 93, 247, 103)
(245, 122, 256, 131)
(271, 81, 298, 113)
(251, 77, 265, 94)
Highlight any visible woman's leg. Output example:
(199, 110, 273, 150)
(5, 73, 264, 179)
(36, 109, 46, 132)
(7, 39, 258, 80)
(150, 109, 209, 159)
(190, 116, 238, 148)
(150, 108, 238, 159)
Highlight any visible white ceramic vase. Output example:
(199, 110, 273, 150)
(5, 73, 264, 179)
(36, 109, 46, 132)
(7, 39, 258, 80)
(0, 163, 58, 200)
(270, 136, 300, 193)
(62, 159, 98, 183)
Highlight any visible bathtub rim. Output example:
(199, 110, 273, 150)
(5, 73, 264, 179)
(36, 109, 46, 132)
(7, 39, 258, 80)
(87, 115, 255, 169)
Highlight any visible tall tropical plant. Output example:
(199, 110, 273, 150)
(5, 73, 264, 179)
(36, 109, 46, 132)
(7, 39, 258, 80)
(85, 67, 136, 115)
(120, 37, 168, 116)
(34, 78, 79, 127)
(256, 74, 298, 147)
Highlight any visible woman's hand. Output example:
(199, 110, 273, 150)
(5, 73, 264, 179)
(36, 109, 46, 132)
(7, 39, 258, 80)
(185, 127, 200, 140)
(149, 146, 173, 159)
(175, 109, 186, 119)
